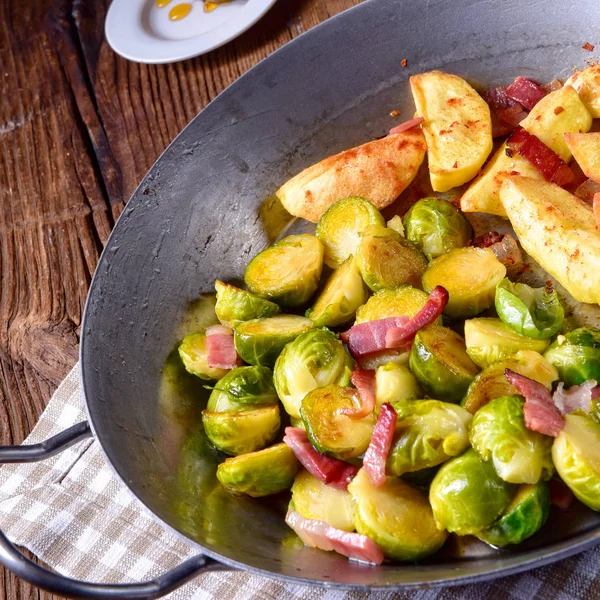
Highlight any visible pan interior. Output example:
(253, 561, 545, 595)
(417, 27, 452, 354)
(81, 0, 600, 587)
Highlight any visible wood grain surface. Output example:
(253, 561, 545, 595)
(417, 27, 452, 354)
(0, 0, 363, 597)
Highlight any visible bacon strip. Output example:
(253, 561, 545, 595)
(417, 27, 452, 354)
(505, 369, 565, 436)
(507, 127, 575, 186)
(342, 316, 410, 358)
(285, 510, 384, 565)
(363, 403, 397, 487)
(480, 86, 519, 110)
(472, 231, 503, 248)
(553, 380, 597, 415)
(505, 76, 547, 110)
(385, 286, 449, 349)
(283, 427, 358, 490)
(205, 325, 240, 369)
(593, 193, 600, 230)
(389, 117, 424, 135)
(340, 369, 377, 419)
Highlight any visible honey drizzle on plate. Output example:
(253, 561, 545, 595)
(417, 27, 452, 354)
(168, 3, 192, 21)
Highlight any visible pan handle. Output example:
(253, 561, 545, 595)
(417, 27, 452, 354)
(0, 421, 230, 599)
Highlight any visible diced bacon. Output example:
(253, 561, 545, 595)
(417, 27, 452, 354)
(491, 113, 516, 138)
(548, 479, 574, 510)
(205, 325, 240, 369)
(574, 179, 600, 204)
(480, 86, 519, 110)
(593, 193, 600, 230)
(340, 329, 351, 343)
(553, 380, 597, 414)
(363, 403, 397, 487)
(343, 316, 411, 358)
(283, 427, 358, 490)
(285, 510, 384, 565)
(592, 386, 600, 400)
(488, 233, 523, 269)
(542, 79, 564, 93)
(472, 231, 504, 248)
(505, 76, 547, 110)
(497, 105, 528, 129)
(507, 127, 575, 186)
(341, 369, 376, 419)
(385, 286, 449, 349)
(389, 117, 424, 135)
(505, 369, 565, 436)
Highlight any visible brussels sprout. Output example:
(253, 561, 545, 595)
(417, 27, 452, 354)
(300, 385, 376, 459)
(476, 483, 551, 547)
(274, 328, 354, 419)
(386, 215, 405, 236)
(544, 328, 600, 386)
(216, 443, 300, 497)
(357, 350, 410, 370)
(290, 469, 354, 531)
(462, 350, 558, 414)
(552, 413, 600, 511)
(429, 449, 516, 535)
(305, 257, 369, 327)
(464, 318, 550, 369)
(202, 405, 281, 456)
(422, 247, 506, 318)
(387, 399, 472, 476)
(234, 315, 313, 367)
(244, 234, 324, 307)
(354, 286, 435, 324)
(214, 280, 280, 327)
(375, 363, 422, 409)
(495, 279, 564, 340)
(409, 325, 480, 403)
(348, 468, 447, 561)
(315, 196, 385, 268)
(356, 225, 428, 292)
(178, 333, 230, 381)
(207, 366, 277, 413)
(403, 197, 472, 260)
(470, 396, 554, 484)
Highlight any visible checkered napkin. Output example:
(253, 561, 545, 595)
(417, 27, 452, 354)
(1, 365, 600, 599)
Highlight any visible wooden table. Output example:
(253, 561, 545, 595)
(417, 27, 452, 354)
(0, 0, 362, 597)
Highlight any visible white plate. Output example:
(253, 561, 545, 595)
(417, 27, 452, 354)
(105, 0, 278, 64)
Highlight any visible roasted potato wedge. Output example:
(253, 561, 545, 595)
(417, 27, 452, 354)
(566, 64, 600, 118)
(276, 130, 426, 222)
(410, 71, 492, 192)
(500, 175, 600, 305)
(461, 86, 592, 216)
(564, 132, 600, 183)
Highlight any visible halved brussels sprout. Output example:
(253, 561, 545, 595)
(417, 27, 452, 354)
(234, 315, 314, 367)
(315, 196, 385, 269)
(178, 333, 230, 381)
(375, 363, 422, 409)
(244, 234, 324, 307)
(495, 279, 564, 340)
(476, 483, 551, 547)
(403, 197, 472, 260)
(216, 443, 300, 497)
(348, 468, 448, 561)
(429, 449, 516, 535)
(207, 366, 277, 413)
(422, 247, 506, 318)
(552, 413, 600, 510)
(214, 280, 280, 328)
(544, 328, 600, 386)
(464, 318, 551, 369)
(300, 385, 376, 459)
(202, 405, 281, 456)
(357, 350, 410, 370)
(354, 286, 435, 324)
(387, 399, 472, 476)
(274, 328, 354, 419)
(355, 225, 428, 292)
(409, 325, 480, 403)
(386, 215, 405, 236)
(305, 257, 368, 327)
(470, 395, 554, 484)
(290, 469, 354, 531)
(462, 350, 558, 414)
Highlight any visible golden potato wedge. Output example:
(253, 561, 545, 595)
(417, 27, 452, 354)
(564, 132, 600, 183)
(566, 64, 600, 118)
(500, 175, 600, 305)
(276, 129, 426, 223)
(461, 85, 592, 216)
(410, 71, 492, 192)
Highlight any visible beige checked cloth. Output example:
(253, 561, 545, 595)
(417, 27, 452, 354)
(1, 365, 600, 599)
